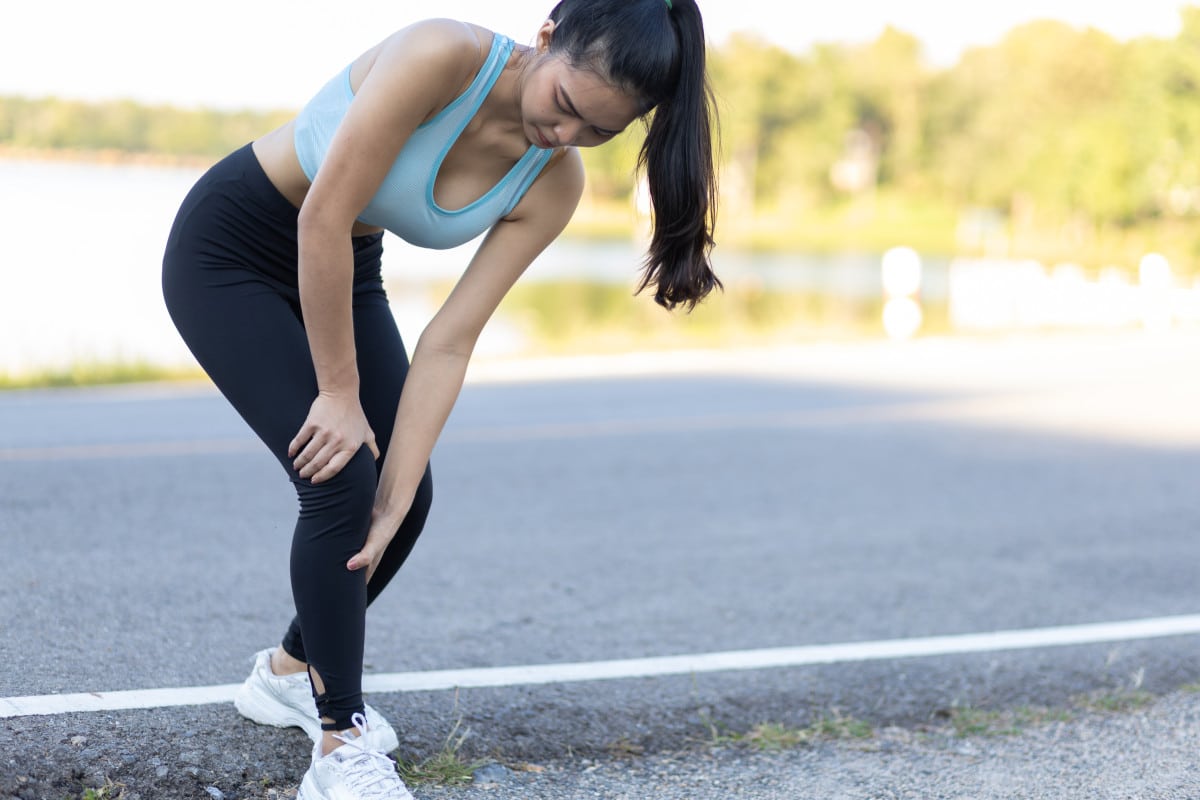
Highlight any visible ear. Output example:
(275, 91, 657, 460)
(534, 19, 557, 54)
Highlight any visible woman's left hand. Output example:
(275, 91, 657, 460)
(347, 506, 405, 582)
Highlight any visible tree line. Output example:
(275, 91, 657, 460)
(6, 10, 1200, 264)
(0, 97, 292, 159)
(702, 8, 1200, 264)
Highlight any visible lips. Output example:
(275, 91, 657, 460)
(535, 129, 554, 149)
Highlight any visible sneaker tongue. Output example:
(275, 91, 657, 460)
(329, 727, 391, 759)
(359, 727, 395, 753)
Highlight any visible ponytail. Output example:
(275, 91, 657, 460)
(636, 0, 720, 310)
(546, 0, 721, 311)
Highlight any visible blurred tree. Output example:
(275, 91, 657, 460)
(845, 26, 926, 187)
(926, 22, 1138, 228)
(1148, 7, 1200, 217)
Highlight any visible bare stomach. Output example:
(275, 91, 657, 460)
(251, 122, 385, 238)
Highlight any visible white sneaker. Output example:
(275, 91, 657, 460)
(297, 713, 415, 800)
(233, 648, 399, 752)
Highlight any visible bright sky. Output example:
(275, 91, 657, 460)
(2, 1, 1190, 110)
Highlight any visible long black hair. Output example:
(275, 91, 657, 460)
(545, 0, 720, 311)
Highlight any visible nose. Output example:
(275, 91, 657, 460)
(554, 119, 585, 146)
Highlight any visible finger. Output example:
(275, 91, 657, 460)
(288, 424, 314, 459)
(299, 434, 345, 477)
(293, 430, 327, 471)
(351, 528, 389, 569)
(347, 546, 375, 572)
(310, 448, 352, 484)
(301, 456, 328, 481)
(296, 445, 323, 478)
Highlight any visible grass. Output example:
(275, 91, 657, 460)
(943, 686, 1165, 739)
(717, 686, 1171, 752)
(945, 706, 1075, 738)
(700, 710, 874, 752)
(740, 722, 814, 751)
(807, 713, 875, 741)
(75, 779, 126, 800)
(395, 717, 486, 787)
(1074, 689, 1156, 714)
(606, 737, 647, 758)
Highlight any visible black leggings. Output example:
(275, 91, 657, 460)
(162, 143, 433, 731)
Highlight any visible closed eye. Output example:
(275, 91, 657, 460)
(558, 89, 622, 138)
(556, 90, 575, 117)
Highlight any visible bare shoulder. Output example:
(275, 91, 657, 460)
(353, 19, 488, 109)
(381, 18, 483, 64)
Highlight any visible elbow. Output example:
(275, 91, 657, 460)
(296, 196, 356, 245)
(296, 204, 335, 243)
(417, 321, 480, 362)
(416, 333, 476, 362)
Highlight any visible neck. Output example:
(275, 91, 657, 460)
(480, 43, 533, 133)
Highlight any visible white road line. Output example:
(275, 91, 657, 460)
(4, 614, 1200, 719)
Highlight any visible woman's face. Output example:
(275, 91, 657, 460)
(521, 52, 643, 150)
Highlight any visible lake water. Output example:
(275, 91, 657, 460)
(0, 158, 936, 376)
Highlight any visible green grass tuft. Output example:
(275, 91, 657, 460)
(1076, 690, 1155, 713)
(77, 778, 126, 800)
(809, 712, 875, 741)
(705, 710, 874, 752)
(948, 708, 1020, 738)
(741, 722, 809, 751)
(395, 718, 486, 787)
(947, 705, 1075, 738)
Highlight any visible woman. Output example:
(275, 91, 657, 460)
(162, 1, 718, 798)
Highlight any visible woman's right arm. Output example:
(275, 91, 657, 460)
(288, 20, 480, 484)
(348, 147, 588, 577)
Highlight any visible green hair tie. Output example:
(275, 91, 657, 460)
(665, 0, 673, 8)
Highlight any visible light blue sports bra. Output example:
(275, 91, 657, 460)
(293, 34, 554, 250)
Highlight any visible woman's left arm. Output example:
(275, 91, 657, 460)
(347, 149, 585, 577)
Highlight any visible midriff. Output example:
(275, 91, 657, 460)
(251, 121, 385, 238)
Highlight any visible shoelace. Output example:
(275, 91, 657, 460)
(331, 713, 411, 800)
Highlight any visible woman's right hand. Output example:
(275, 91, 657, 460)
(288, 391, 380, 483)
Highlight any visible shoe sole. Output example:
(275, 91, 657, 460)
(296, 763, 411, 800)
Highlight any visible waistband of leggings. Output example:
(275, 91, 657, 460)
(214, 143, 378, 239)
(223, 142, 303, 224)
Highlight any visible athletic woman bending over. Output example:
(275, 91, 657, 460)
(162, 1, 718, 798)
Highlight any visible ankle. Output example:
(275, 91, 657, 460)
(320, 729, 350, 757)
(270, 647, 307, 676)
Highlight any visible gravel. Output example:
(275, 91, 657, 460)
(4, 688, 1199, 799)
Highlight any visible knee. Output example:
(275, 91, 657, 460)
(294, 446, 379, 525)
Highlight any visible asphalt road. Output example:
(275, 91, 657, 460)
(2, 331, 1199, 798)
